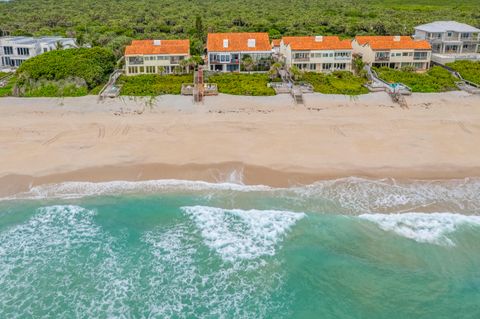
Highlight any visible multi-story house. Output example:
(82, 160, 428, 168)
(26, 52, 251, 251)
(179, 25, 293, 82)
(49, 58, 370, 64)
(271, 39, 281, 55)
(124, 39, 190, 76)
(207, 33, 272, 72)
(280, 36, 353, 72)
(413, 21, 480, 64)
(352, 36, 431, 70)
(0, 36, 77, 69)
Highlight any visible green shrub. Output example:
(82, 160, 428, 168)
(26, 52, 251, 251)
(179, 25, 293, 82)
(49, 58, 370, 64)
(0, 76, 16, 97)
(375, 66, 457, 92)
(446, 61, 480, 85)
(15, 47, 116, 97)
(118, 74, 192, 96)
(207, 73, 275, 96)
(299, 71, 369, 95)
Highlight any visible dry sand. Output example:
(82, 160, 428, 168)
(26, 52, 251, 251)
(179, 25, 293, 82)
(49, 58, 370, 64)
(0, 91, 479, 196)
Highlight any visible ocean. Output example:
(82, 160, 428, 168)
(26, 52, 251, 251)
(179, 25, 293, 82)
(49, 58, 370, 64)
(1, 177, 480, 318)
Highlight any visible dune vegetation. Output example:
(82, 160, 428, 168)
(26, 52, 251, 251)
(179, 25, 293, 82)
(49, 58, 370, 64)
(447, 61, 480, 85)
(374, 66, 458, 92)
(14, 48, 115, 97)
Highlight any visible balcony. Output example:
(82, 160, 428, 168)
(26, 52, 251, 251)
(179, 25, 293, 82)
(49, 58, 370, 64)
(334, 56, 351, 60)
(375, 56, 390, 62)
(294, 57, 310, 62)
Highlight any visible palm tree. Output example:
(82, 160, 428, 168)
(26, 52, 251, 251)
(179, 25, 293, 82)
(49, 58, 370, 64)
(268, 62, 282, 80)
(289, 65, 301, 81)
(241, 56, 254, 73)
(55, 41, 64, 50)
(173, 65, 183, 75)
(179, 59, 189, 73)
(157, 66, 166, 75)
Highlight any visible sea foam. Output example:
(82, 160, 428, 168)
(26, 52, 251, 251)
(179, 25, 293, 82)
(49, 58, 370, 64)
(0, 205, 132, 318)
(182, 206, 305, 262)
(359, 212, 480, 246)
(2, 179, 272, 200)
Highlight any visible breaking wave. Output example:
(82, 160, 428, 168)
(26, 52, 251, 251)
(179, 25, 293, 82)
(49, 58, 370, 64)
(182, 206, 305, 262)
(3, 177, 480, 215)
(359, 212, 480, 246)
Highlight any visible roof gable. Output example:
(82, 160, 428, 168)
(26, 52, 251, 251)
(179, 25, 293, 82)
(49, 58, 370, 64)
(207, 33, 271, 52)
(354, 36, 431, 50)
(282, 36, 352, 50)
(125, 39, 190, 55)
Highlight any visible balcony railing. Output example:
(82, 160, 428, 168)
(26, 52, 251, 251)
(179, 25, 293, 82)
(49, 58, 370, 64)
(334, 56, 351, 60)
(294, 57, 310, 62)
(375, 56, 390, 62)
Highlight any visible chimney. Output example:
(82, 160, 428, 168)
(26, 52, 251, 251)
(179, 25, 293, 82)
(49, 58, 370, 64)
(153, 40, 161, 46)
(315, 35, 323, 42)
(223, 39, 229, 48)
(393, 36, 401, 42)
(247, 39, 256, 48)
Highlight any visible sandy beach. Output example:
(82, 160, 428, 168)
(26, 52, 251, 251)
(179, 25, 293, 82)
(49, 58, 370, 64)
(1, 91, 480, 196)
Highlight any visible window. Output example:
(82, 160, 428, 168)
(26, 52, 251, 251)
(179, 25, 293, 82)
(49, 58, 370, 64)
(139, 66, 145, 73)
(322, 53, 329, 57)
(402, 52, 409, 57)
(322, 63, 332, 70)
(334, 51, 351, 59)
(17, 47, 30, 56)
(43, 48, 48, 53)
(333, 63, 346, 70)
(128, 56, 144, 65)
(3, 46, 13, 55)
(128, 66, 138, 74)
(294, 52, 309, 59)
(447, 32, 452, 37)
(309, 64, 316, 70)
(146, 66, 156, 73)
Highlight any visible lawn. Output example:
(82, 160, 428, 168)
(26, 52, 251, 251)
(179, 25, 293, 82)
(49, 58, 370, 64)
(446, 60, 480, 85)
(118, 74, 192, 96)
(207, 73, 275, 96)
(374, 66, 457, 92)
(298, 71, 369, 95)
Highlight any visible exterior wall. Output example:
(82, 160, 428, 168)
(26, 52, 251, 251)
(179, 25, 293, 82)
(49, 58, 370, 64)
(207, 51, 272, 72)
(414, 29, 480, 55)
(125, 53, 190, 75)
(352, 39, 431, 70)
(0, 37, 76, 68)
(283, 44, 353, 73)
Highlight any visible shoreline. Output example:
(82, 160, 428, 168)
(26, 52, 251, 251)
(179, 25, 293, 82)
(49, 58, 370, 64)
(2, 162, 480, 198)
(1, 91, 480, 197)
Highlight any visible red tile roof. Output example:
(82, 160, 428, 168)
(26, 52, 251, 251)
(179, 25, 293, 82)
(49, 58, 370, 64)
(282, 36, 352, 51)
(125, 39, 190, 55)
(207, 33, 271, 52)
(355, 36, 431, 50)
(271, 39, 281, 47)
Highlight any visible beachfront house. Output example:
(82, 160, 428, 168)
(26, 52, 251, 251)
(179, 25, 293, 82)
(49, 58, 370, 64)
(206, 33, 272, 72)
(280, 36, 353, 72)
(0, 36, 77, 69)
(413, 21, 480, 64)
(352, 36, 431, 70)
(271, 39, 281, 54)
(124, 39, 190, 76)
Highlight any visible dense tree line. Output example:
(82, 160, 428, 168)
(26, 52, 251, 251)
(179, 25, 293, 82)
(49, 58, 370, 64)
(1, 0, 479, 57)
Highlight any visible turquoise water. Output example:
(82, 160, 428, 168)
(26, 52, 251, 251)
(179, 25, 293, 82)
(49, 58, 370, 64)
(1, 178, 480, 318)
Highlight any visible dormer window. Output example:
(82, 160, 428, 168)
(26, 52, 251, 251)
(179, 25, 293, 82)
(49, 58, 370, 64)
(223, 39, 229, 48)
(247, 39, 256, 48)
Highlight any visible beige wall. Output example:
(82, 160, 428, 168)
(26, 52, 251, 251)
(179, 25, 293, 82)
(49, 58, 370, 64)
(281, 42, 353, 73)
(125, 53, 190, 76)
(352, 39, 431, 70)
